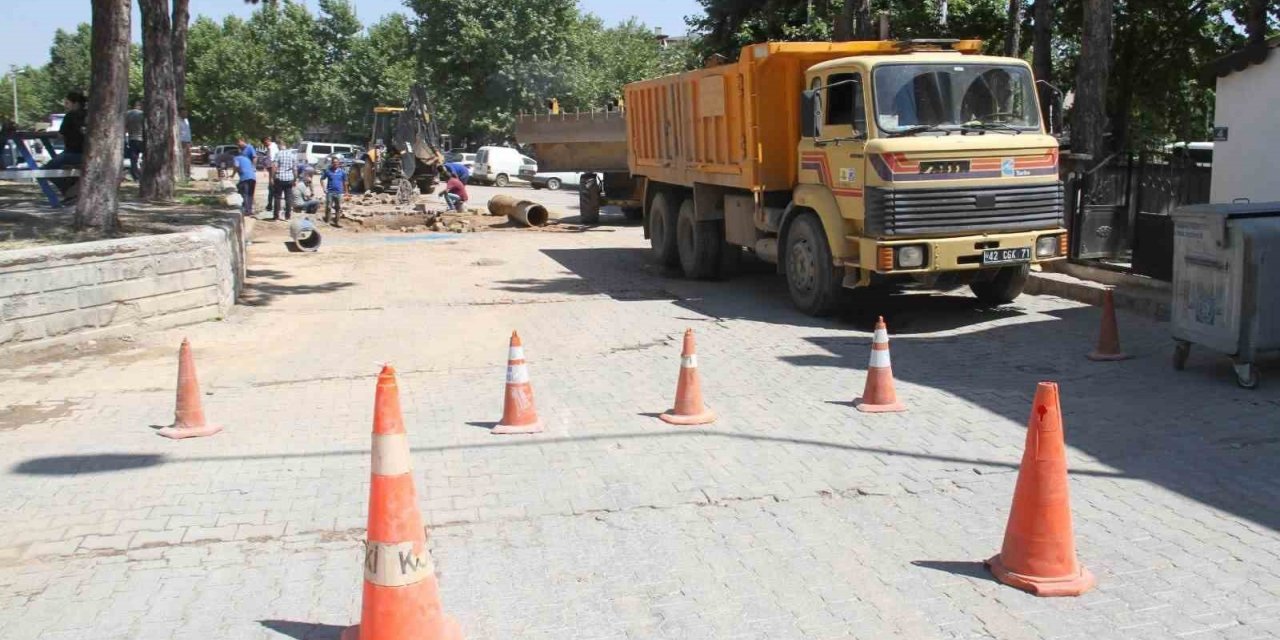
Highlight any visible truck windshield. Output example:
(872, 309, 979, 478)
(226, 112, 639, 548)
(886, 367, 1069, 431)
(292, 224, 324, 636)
(872, 63, 1040, 135)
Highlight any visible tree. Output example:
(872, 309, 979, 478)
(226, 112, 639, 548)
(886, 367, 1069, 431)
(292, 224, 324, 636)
(1032, 0, 1053, 129)
(76, 0, 131, 232)
(139, 0, 178, 201)
(172, 0, 190, 179)
(1073, 0, 1112, 162)
(1004, 0, 1024, 56)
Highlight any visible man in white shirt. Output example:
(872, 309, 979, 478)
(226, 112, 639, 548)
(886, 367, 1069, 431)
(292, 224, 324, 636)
(263, 136, 279, 213)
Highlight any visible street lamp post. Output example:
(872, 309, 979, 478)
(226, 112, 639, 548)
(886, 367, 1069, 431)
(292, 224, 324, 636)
(9, 65, 19, 126)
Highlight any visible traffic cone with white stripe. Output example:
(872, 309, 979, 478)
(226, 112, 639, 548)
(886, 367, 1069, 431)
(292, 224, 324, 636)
(343, 365, 463, 640)
(493, 331, 544, 434)
(855, 317, 906, 413)
(156, 338, 222, 439)
(660, 328, 716, 425)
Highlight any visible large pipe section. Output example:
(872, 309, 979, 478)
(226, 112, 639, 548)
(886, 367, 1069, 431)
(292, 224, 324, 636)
(487, 195, 549, 227)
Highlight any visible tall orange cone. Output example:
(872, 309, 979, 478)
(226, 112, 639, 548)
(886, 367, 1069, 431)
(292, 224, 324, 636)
(985, 382, 1095, 597)
(1087, 289, 1131, 361)
(660, 328, 716, 425)
(855, 317, 906, 413)
(156, 338, 222, 439)
(344, 365, 463, 640)
(493, 331, 544, 434)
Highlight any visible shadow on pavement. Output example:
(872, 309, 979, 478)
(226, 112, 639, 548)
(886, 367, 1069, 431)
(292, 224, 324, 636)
(8, 432, 1126, 479)
(911, 560, 1000, 583)
(12, 453, 164, 475)
(239, 279, 355, 307)
(259, 620, 345, 639)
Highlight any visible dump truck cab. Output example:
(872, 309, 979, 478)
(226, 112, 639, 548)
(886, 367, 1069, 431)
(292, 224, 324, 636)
(790, 46, 1065, 309)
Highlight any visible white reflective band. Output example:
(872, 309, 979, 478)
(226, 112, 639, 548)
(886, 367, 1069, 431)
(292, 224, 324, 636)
(363, 540, 434, 587)
(508, 346, 525, 361)
(873, 329, 889, 343)
(371, 433, 412, 476)
(506, 363, 529, 384)
(869, 349, 892, 368)
(682, 355, 698, 368)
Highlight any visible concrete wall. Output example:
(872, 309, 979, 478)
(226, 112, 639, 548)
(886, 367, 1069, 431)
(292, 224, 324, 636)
(0, 215, 245, 352)
(1211, 57, 1280, 203)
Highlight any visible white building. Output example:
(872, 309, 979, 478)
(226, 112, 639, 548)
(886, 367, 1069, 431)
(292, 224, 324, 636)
(1209, 37, 1280, 203)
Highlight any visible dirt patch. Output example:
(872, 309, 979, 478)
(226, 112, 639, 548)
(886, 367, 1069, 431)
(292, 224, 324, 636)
(0, 401, 76, 431)
(0, 181, 235, 251)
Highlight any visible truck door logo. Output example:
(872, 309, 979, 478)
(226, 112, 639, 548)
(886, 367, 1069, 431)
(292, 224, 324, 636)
(838, 168, 856, 184)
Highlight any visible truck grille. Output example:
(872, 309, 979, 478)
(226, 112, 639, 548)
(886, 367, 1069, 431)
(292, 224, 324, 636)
(865, 183, 1064, 237)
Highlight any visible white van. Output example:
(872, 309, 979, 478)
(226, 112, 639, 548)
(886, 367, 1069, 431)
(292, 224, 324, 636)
(473, 146, 536, 187)
(296, 141, 361, 166)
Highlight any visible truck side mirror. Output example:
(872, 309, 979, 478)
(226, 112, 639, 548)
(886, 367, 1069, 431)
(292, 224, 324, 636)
(801, 90, 821, 138)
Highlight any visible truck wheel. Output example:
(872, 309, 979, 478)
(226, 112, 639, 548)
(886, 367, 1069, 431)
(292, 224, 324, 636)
(676, 198, 722, 279)
(970, 265, 1030, 305)
(494, 173, 510, 188)
(649, 192, 679, 267)
(785, 213, 843, 316)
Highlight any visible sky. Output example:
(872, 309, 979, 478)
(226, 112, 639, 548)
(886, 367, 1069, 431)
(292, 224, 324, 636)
(0, 0, 704, 69)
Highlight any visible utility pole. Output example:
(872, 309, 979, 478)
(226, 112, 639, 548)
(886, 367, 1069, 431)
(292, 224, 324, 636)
(9, 65, 18, 126)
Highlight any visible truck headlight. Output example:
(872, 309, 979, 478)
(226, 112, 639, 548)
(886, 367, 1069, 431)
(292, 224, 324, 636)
(1036, 235, 1059, 258)
(896, 245, 926, 268)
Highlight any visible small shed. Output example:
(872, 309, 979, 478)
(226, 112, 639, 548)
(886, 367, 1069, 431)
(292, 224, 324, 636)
(1208, 37, 1280, 203)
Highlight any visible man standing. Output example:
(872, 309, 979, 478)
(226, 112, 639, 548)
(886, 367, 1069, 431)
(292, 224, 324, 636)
(272, 138, 298, 221)
(178, 108, 192, 179)
(43, 91, 88, 198)
(124, 99, 145, 181)
(438, 167, 468, 212)
(234, 152, 257, 217)
(238, 138, 256, 163)
(263, 136, 279, 214)
(320, 155, 348, 227)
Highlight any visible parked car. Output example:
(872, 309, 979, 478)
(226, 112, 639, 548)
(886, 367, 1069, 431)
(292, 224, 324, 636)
(525, 171, 581, 191)
(190, 145, 211, 165)
(296, 141, 362, 166)
(472, 146, 535, 187)
(444, 151, 476, 170)
(207, 144, 239, 165)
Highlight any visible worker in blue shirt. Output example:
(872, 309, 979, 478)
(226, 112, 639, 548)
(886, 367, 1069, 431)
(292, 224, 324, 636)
(234, 153, 257, 217)
(443, 161, 471, 183)
(238, 138, 256, 162)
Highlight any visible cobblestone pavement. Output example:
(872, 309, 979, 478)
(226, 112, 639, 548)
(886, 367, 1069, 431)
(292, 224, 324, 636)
(2, 188, 1279, 639)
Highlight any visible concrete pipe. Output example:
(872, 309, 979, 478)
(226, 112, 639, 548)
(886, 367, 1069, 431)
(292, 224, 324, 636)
(488, 194, 550, 227)
(288, 217, 322, 252)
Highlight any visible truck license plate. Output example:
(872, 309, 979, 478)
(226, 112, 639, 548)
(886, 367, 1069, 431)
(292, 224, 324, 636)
(982, 247, 1031, 265)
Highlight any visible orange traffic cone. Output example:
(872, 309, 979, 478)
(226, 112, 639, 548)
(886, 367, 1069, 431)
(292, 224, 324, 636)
(493, 331, 544, 434)
(344, 365, 464, 640)
(1087, 289, 1131, 361)
(985, 382, 1095, 597)
(156, 338, 222, 439)
(660, 328, 716, 425)
(855, 317, 906, 413)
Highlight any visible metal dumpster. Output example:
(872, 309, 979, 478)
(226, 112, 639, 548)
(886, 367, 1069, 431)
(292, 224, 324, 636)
(1169, 202, 1280, 388)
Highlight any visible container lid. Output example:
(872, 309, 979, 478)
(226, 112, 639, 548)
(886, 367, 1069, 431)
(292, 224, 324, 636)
(1173, 201, 1280, 220)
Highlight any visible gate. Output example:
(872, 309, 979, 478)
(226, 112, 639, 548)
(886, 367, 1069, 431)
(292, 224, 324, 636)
(1067, 153, 1134, 261)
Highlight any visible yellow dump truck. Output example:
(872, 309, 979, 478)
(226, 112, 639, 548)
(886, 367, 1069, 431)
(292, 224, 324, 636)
(623, 39, 1066, 315)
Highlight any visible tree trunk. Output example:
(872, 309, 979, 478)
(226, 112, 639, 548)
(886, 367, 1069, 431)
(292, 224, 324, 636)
(855, 0, 872, 39)
(139, 0, 177, 201)
(1074, 0, 1114, 163)
(172, 0, 189, 180)
(1004, 0, 1024, 57)
(1033, 0, 1054, 130)
(834, 0, 853, 41)
(1245, 0, 1267, 47)
(75, 0, 130, 232)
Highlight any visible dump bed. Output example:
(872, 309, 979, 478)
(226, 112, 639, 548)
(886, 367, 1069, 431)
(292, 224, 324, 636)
(514, 109, 629, 173)
(624, 41, 981, 192)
